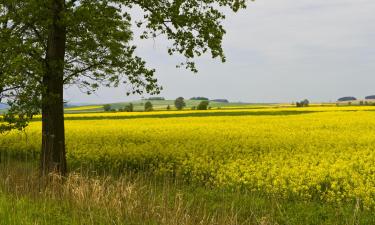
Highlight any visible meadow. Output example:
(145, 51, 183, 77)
(1, 105, 375, 224)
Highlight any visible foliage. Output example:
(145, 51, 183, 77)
(338, 97, 357, 102)
(296, 99, 309, 107)
(125, 103, 134, 112)
(174, 97, 186, 110)
(144, 101, 153, 112)
(0, 0, 250, 133)
(197, 100, 209, 110)
(103, 104, 112, 112)
(191, 97, 209, 101)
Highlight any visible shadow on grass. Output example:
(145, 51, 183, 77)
(56, 110, 320, 121)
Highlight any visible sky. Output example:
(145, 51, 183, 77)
(64, 0, 375, 104)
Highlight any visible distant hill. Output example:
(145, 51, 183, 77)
(365, 95, 375, 100)
(211, 99, 229, 103)
(337, 96, 357, 102)
(190, 97, 209, 101)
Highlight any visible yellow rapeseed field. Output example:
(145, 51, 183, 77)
(1, 106, 375, 208)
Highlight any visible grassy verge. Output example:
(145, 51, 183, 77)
(0, 162, 374, 225)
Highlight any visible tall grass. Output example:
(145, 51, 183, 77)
(1, 160, 374, 225)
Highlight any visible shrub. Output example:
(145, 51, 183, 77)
(166, 105, 171, 110)
(296, 99, 309, 108)
(144, 101, 153, 112)
(174, 97, 186, 110)
(125, 103, 134, 112)
(197, 101, 209, 110)
(103, 104, 111, 112)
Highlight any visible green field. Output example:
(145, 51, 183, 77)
(63, 100, 271, 113)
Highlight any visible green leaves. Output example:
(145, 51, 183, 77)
(0, 0, 249, 131)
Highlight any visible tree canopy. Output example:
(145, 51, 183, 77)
(174, 97, 186, 110)
(0, 0, 249, 174)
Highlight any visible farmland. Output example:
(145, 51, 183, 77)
(1, 105, 375, 224)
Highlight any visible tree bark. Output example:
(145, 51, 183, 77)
(40, 0, 67, 176)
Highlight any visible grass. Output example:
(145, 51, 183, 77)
(0, 161, 374, 225)
(62, 100, 269, 113)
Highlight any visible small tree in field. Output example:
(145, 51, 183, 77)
(144, 101, 153, 112)
(125, 103, 134, 112)
(103, 104, 112, 112)
(166, 105, 171, 110)
(174, 97, 186, 110)
(296, 99, 309, 108)
(197, 101, 209, 110)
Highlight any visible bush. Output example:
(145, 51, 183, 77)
(166, 105, 171, 110)
(174, 97, 186, 110)
(103, 104, 111, 112)
(144, 101, 153, 112)
(197, 101, 209, 110)
(296, 99, 309, 108)
(125, 103, 134, 112)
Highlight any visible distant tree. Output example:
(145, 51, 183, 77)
(211, 99, 229, 103)
(118, 107, 124, 112)
(191, 106, 196, 110)
(338, 97, 357, 102)
(302, 99, 309, 107)
(190, 97, 209, 101)
(144, 101, 153, 112)
(296, 99, 309, 108)
(360, 101, 364, 106)
(174, 97, 186, 110)
(365, 95, 375, 100)
(166, 105, 171, 110)
(197, 101, 209, 110)
(103, 104, 112, 112)
(147, 97, 165, 101)
(125, 103, 134, 112)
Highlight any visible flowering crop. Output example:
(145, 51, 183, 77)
(1, 106, 375, 208)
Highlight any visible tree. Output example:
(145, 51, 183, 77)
(296, 99, 309, 108)
(125, 103, 134, 112)
(144, 101, 153, 112)
(0, 0, 249, 175)
(174, 97, 186, 110)
(166, 105, 171, 110)
(103, 104, 112, 112)
(197, 100, 209, 110)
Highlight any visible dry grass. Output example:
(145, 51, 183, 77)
(0, 162, 252, 225)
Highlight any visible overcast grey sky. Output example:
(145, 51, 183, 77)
(65, 0, 375, 104)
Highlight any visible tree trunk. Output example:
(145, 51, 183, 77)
(40, 0, 67, 176)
